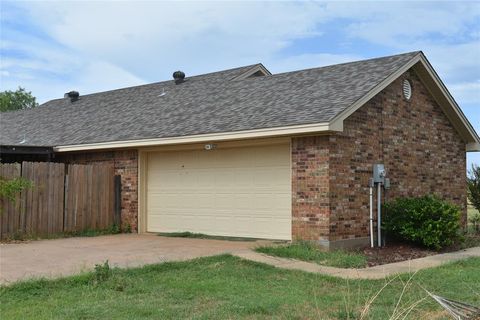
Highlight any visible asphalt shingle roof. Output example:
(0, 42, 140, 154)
(0, 52, 420, 147)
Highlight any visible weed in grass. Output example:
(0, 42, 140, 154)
(332, 272, 427, 320)
(255, 241, 367, 268)
(334, 265, 480, 320)
(107, 274, 128, 292)
(335, 309, 359, 320)
(92, 261, 111, 284)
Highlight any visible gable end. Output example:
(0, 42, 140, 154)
(330, 52, 480, 151)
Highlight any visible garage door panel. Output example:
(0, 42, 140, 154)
(234, 194, 285, 209)
(149, 194, 290, 212)
(212, 148, 252, 168)
(147, 143, 292, 240)
(213, 194, 244, 209)
(253, 168, 290, 188)
(151, 193, 217, 209)
(253, 145, 290, 166)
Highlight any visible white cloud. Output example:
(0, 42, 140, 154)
(449, 81, 480, 105)
(3, 0, 479, 111)
(311, 2, 480, 109)
(1, 59, 145, 103)
(18, 1, 326, 81)
(73, 61, 146, 95)
(316, 2, 480, 47)
(3, 1, 335, 102)
(420, 42, 480, 82)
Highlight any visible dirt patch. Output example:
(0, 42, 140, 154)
(362, 233, 480, 267)
(363, 242, 436, 267)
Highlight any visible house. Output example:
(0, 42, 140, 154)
(1, 51, 479, 248)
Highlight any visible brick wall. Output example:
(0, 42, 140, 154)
(293, 69, 467, 245)
(57, 150, 139, 231)
(291, 136, 331, 241)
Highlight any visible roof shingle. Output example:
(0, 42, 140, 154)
(0, 52, 420, 147)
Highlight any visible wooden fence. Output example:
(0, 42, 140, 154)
(0, 162, 116, 240)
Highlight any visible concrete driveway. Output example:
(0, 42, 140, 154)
(0, 234, 257, 285)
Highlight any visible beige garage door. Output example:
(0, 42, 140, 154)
(146, 143, 291, 240)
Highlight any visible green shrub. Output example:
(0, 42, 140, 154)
(383, 195, 461, 250)
(0, 176, 32, 202)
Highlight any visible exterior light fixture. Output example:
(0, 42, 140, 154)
(204, 143, 217, 151)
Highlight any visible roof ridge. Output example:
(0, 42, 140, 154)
(38, 63, 264, 107)
(267, 51, 422, 79)
(39, 53, 420, 106)
(190, 63, 263, 79)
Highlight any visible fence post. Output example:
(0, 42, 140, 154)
(0, 163, 21, 240)
(63, 172, 69, 232)
(114, 175, 121, 226)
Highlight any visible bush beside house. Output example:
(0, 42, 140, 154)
(383, 195, 461, 250)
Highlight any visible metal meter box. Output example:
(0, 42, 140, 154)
(384, 178, 391, 189)
(373, 164, 386, 183)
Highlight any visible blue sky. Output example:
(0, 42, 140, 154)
(1, 1, 479, 168)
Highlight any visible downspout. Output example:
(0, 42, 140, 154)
(369, 179, 374, 248)
(377, 182, 382, 247)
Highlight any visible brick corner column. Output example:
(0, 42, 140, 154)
(291, 136, 331, 241)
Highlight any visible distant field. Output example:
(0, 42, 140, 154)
(467, 202, 479, 235)
(468, 203, 479, 219)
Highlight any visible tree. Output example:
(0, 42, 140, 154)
(467, 164, 480, 212)
(0, 87, 39, 112)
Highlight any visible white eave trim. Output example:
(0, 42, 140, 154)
(54, 122, 340, 152)
(467, 143, 480, 152)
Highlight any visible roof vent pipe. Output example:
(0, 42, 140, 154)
(173, 71, 185, 84)
(64, 91, 80, 102)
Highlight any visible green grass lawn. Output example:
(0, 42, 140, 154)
(255, 241, 368, 268)
(2, 255, 479, 320)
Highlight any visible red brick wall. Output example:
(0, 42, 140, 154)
(291, 136, 330, 241)
(293, 69, 467, 244)
(57, 150, 138, 231)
